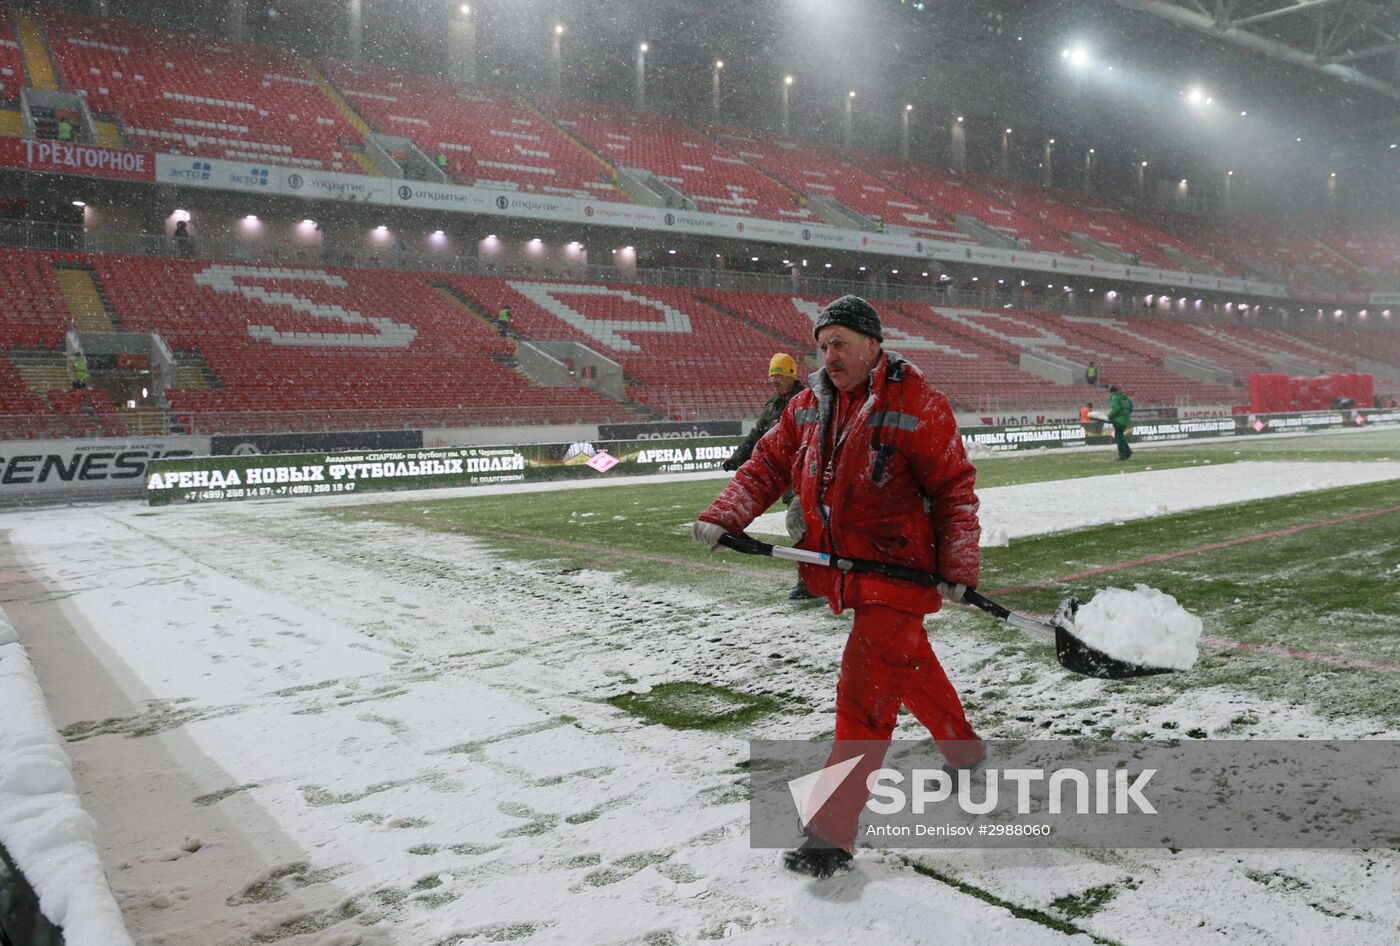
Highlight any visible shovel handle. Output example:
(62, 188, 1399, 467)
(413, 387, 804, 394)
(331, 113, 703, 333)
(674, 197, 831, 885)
(718, 532, 1054, 635)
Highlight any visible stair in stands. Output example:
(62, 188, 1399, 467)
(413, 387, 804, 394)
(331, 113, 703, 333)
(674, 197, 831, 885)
(303, 57, 373, 140)
(9, 349, 70, 395)
(55, 266, 117, 332)
(172, 348, 219, 388)
(0, 108, 24, 137)
(517, 93, 628, 200)
(431, 282, 507, 337)
(12, 9, 59, 92)
(118, 405, 165, 436)
(93, 119, 124, 148)
(349, 149, 383, 177)
(696, 292, 809, 350)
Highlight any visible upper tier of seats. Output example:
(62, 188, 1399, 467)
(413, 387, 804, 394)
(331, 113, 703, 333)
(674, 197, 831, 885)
(706, 126, 975, 243)
(319, 58, 623, 201)
(44, 9, 361, 170)
(855, 153, 1082, 257)
(970, 175, 1239, 275)
(538, 97, 819, 222)
(20, 8, 1397, 289)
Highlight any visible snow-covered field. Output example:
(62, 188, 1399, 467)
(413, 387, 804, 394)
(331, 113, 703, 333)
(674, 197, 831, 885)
(2, 456, 1400, 945)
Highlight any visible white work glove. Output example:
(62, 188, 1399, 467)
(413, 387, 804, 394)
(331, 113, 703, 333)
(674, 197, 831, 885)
(692, 520, 727, 552)
(939, 582, 968, 604)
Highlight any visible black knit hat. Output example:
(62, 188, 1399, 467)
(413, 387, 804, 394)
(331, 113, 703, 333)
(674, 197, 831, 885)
(813, 295, 883, 342)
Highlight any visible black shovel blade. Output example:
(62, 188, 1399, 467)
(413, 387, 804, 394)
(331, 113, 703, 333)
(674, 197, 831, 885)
(1051, 596, 1179, 679)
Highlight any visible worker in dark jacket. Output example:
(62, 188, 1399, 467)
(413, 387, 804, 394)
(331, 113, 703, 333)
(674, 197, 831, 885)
(724, 353, 815, 600)
(724, 353, 804, 471)
(1108, 385, 1134, 460)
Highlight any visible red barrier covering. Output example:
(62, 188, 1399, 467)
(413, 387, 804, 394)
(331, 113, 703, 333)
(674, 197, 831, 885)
(0, 138, 154, 181)
(1250, 372, 1373, 412)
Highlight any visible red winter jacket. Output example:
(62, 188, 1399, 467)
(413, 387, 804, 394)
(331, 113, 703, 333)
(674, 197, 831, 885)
(701, 352, 980, 615)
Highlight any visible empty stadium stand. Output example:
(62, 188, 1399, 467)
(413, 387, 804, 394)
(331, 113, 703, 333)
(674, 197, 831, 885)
(705, 126, 975, 242)
(319, 58, 623, 200)
(540, 97, 818, 221)
(855, 153, 1082, 256)
(43, 8, 362, 170)
(3, 251, 1397, 440)
(969, 174, 1236, 274)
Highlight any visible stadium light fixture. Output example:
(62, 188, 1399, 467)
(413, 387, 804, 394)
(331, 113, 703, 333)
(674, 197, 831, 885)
(1062, 46, 1090, 69)
(751, 256, 759, 262)
(486, 234, 496, 240)
(1088, 148, 1095, 154)
(71, 200, 85, 207)
(891, 269, 898, 275)
(849, 90, 856, 98)
(715, 59, 723, 69)
(1141, 160, 1148, 167)
(971, 276, 978, 281)
(785, 75, 794, 86)
(555, 23, 564, 35)
(624, 245, 634, 251)
(432, 229, 444, 236)
(1186, 87, 1205, 105)
(1005, 127, 1012, 134)
(906, 104, 913, 111)
(1227, 170, 1234, 176)
(668, 248, 677, 255)
(921, 272, 929, 277)
(639, 42, 648, 52)
(1240, 110, 1247, 116)
(1330, 171, 1337, 177)
(1048, 138, 1055, 144)
(825, 263, 832, 268)
(858, 265, 867, 272)
(459, 4, 470, 15)
(244, 215, 258, 222)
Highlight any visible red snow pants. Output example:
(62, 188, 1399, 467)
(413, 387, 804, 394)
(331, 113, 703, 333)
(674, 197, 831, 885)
(806, 605, 983, 850)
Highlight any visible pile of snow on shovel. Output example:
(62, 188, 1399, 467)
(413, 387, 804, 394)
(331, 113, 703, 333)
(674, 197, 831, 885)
(1071, 584, 1202, 671)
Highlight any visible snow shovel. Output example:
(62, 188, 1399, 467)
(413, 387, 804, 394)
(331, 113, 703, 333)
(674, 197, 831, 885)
(717, 533, 1175, 679)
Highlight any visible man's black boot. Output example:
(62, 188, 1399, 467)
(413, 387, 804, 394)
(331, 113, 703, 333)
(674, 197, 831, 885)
(782, 835, 853, 878)
(788, 580, 819, 601)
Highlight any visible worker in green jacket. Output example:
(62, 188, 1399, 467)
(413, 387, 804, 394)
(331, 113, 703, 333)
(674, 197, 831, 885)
(72, 352, 90, 390)
(497, 305, 511, 337)
(1108, 385, 1133, 460)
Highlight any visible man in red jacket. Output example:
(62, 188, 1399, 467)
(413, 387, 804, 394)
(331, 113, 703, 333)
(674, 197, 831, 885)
(693, 295, 984, 878)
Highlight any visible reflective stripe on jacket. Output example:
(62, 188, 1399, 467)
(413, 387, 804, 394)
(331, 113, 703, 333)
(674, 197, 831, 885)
(701, 352, 980, 614)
